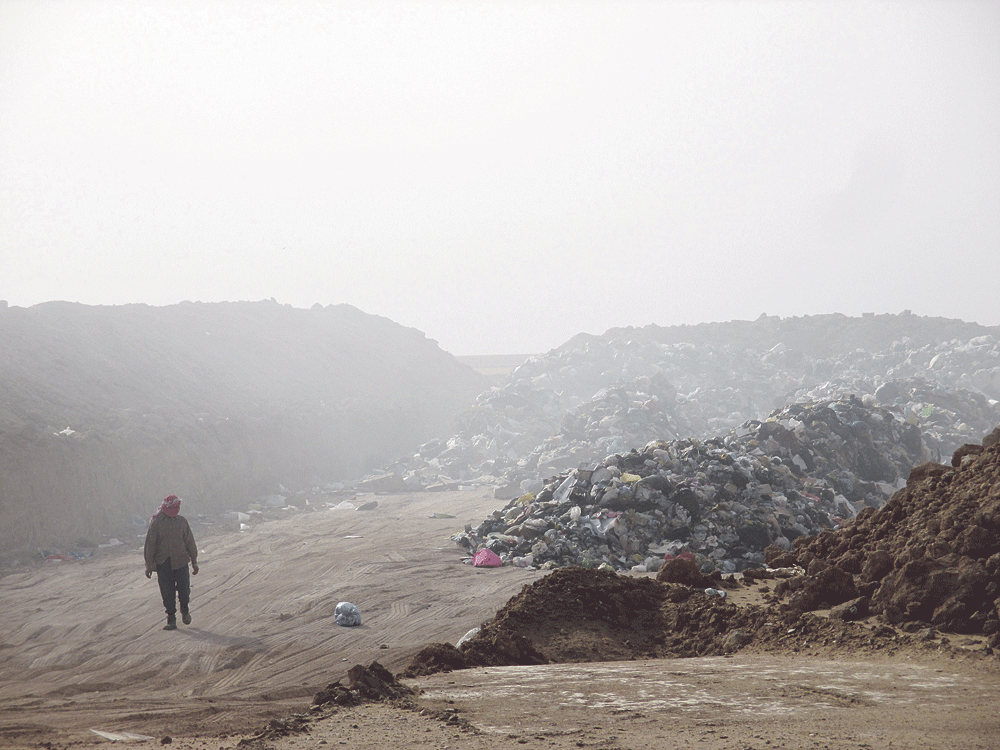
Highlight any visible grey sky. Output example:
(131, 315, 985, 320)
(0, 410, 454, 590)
(1, 1, 998, 355)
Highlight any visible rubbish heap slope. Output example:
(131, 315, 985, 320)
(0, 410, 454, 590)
(388, 312, 1000, 496)
(453, 396, 928, 574)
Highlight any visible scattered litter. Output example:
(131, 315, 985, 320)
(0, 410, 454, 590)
(262, 494, 286, 508)
(42, 549, 93, 562)
(331, 500, 356, 511)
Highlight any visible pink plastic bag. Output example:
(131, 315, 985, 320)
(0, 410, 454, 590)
(472, 548, 502, 567)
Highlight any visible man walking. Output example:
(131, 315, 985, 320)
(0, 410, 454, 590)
(144, 495, 199, 630)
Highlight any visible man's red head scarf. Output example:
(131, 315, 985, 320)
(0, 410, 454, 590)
(153, 495, 181, 521)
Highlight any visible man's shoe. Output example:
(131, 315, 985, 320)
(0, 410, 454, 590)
(181, 610, 192, 625)
(163, 616, 177, 631)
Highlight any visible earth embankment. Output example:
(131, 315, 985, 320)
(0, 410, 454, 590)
(0, 301, 486, 556)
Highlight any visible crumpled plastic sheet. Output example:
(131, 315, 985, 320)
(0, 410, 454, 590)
(335, 601, 362, 627)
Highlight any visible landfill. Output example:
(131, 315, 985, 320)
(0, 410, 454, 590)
(389, 316, 1000, 498)
(36, 315, 1000, 576)
(402, 431, 1000, 679)
(451, 395, 930, 573)
(358, 314, 999, 574)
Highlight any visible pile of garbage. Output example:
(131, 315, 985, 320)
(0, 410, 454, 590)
(343, 314, 1000, 575)
(772, 427, 1000, 639)
(452, 396, 927, 573)
(787, 375, 998, 466)
(386, 316, 1000, 499)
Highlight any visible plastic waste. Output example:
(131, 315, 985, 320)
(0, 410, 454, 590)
(472, 548, 502, 567)
(456, 626, 480, 648)
(91, 730, 154, 741)
(335, 601, 362, 627)
(553, 473, 577, 502)
(704, 588, 727, 598)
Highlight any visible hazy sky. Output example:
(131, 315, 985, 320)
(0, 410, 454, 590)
(2, 1, 998, 354)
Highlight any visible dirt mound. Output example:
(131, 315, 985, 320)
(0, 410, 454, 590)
(773, 427, 1000, 641)
(0, 301, 486, 556)
(239, 662, 416, 749)
(656, 554, 722, 587)
(775, 558, 860, 614)
(401, 567, 913, 678)
(313, 661, 414, 707)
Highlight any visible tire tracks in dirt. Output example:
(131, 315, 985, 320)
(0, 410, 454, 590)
(0, 490, 540, 744)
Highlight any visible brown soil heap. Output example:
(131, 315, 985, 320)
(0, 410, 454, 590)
(771, 427, 1000, 638)
(656, 554, 722, 587)
(313, 661, 414, 707)
(402, 567, 911, 678)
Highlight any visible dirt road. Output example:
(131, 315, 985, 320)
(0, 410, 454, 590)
(2, 490, 998, 749)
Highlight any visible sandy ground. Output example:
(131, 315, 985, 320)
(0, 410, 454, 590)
(2, 490, 998, 750)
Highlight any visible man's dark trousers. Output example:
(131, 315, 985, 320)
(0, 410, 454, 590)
(156, 558, 190, 616)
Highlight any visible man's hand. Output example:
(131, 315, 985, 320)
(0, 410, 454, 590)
(145, 570, 152, 579)
(192, 564, 199, 575)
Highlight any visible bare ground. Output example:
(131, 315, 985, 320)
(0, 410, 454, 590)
(1, 490, 997, 750)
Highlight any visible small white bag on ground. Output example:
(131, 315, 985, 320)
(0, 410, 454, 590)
(335, 601, 361, 627)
